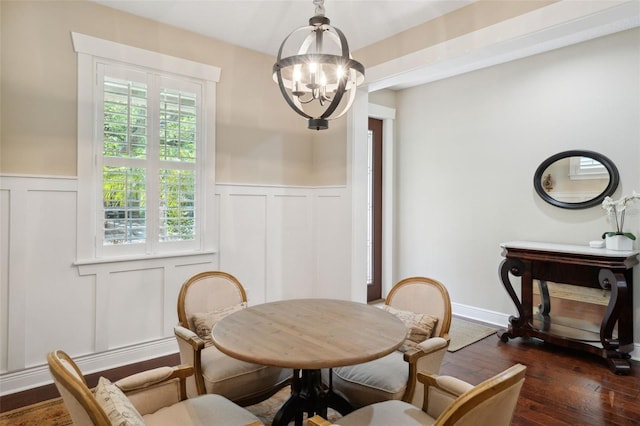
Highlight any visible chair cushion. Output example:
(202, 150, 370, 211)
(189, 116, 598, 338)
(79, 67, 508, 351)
(191, 302, 247, 342)
(94, 377, 145, 426)
(329, 351, 407, 408)
(381, 305, 438, 352)
(336, 400, 436, 426)
(200, 344, 290, 401)
(143, 394, 263, 425)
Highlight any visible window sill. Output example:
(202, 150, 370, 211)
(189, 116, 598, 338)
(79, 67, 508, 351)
(75, 250, 217, 275)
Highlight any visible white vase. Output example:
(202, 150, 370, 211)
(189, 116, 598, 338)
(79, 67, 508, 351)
(604, 234, 633, 251)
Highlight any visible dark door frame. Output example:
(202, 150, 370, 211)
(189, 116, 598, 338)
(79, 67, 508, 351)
(367, 117, 383, 302)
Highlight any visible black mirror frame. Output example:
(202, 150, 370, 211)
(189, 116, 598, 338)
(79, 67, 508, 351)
(533, 150, 619, 209)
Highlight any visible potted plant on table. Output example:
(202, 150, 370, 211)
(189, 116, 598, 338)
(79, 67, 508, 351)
(601, 190, 639, 251)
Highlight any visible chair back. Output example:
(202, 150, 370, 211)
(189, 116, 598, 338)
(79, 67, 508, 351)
(386, 276, 452, 338)
(177, 271, 248, 330)
(47, 350, 110, 426)
(436, 363, 526, 426)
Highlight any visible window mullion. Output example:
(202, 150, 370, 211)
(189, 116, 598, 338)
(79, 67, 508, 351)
(146, 74, 161, 254)
(96, 63, 107, 256)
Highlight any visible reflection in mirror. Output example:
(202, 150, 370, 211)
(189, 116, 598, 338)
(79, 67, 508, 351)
(539, 156, 609, 202)
(534, 150, 619, 209)
(533, 280, 615, 337)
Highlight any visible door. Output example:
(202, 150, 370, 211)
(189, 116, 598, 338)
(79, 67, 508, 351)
(367, 118, 383, 302)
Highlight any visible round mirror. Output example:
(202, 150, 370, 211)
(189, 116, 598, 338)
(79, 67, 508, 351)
(533, 150, 619, 209)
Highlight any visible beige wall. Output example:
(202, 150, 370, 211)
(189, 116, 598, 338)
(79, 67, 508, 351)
(369, 89, 397, 109)
(354, 0, 558, 68)
(1, 0, 340, 185)
(0, 1, 562, 185)
(311, 119, 347, 185)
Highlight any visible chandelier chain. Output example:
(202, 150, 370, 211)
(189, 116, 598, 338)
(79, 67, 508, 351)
(313, 0, 325, 16)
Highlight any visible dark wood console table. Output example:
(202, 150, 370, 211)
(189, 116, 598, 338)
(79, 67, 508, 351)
(497, 241, 638, 374)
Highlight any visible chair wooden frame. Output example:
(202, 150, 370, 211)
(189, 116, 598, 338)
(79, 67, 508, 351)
(386, 276, 452, 404)
(177, 271, 248, 328)
(47, 350, 192, 426)
(309, 364, 527, 426)
(385, 276, 452, 339)
(325, 276, 452, 409)
(48, 349, 264, 426)
(174, 270, 289, 405)
(423, 364, 526, 424)
(47, 350, 111, 425)
(176, 271, 248, 397)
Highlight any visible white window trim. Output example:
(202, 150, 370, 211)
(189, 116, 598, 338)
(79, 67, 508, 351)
(72, 32, 220, 264)
(568, 156, 608, 180)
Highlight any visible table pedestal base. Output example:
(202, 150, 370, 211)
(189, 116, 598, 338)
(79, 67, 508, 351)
(272, 369, 353, 426)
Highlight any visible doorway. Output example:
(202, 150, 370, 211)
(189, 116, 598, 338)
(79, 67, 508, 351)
(367, 118, 383, 302)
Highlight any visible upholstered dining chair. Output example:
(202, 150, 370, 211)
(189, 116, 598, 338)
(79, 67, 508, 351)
(310, 363, 527, 426)
(324, 276, 452, 408)
(47, 349, 263, 426)
(174, 271, 290, 405)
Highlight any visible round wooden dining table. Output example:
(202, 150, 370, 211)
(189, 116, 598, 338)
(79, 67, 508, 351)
(211, 298, 407, 426)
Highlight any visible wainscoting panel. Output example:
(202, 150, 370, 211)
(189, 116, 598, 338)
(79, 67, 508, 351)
(1, 188, 11, 374)
(106, 268, 165, 349)
(313, 190, 352, 300)
(0, 176, 220, 394)
(0, 177, 351, 395)
(215, 184, 350, 304)
(23, 188, 94, 367)
(217, 190, 269, 304)
(268, 194, 314, 301)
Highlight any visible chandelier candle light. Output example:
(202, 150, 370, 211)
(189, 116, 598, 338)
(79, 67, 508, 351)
(601, 190, 640, 251)
(273, 0, 365, 130)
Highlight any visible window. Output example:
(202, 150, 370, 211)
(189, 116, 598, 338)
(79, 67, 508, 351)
(569, 156, 608, 180)
(98, 66, 201, 255)
(73, 33, 220, 262)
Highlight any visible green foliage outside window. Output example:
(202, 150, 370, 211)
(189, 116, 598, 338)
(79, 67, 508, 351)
(160, 169, 195, 242)
(160, 89, 196, 163)
(103, 78, 147, 158)
(101, 77, 197, 245)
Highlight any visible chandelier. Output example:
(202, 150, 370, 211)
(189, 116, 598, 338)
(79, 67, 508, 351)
(273, 0, 365, 130)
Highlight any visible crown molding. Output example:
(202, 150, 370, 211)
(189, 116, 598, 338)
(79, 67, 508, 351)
(366, 0, 640, 91)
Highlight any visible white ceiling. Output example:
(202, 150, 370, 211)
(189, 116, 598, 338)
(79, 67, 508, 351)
(91, 0, 639, 90)
(91, 0, 476, 55)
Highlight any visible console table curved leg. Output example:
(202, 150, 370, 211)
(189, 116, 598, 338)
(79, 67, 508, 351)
(598, 269, 632, 374)
(537, 280, 551, 330)
(497, 258, 528, 342)
(537, 280, 551, 316)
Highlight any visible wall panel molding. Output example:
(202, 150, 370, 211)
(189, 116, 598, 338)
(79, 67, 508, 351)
(0, 177, 352, 395)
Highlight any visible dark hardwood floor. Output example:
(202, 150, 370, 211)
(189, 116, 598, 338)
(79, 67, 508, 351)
(2, 332, 639, 425)
(442, 334, 640, 425)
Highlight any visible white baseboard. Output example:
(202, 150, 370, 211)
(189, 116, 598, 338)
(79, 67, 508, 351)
(0, 338, 178, 396)
(452, 302, 638, 361)
(2, 304, 638, 396)
(451, 302, 511, 327)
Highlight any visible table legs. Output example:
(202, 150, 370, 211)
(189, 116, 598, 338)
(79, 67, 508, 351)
(271, 369, 353, 426)
(497, 257, 633, 374)
(598, 269, 633, 374)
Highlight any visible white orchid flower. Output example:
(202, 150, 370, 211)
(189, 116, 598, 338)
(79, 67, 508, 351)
(601, 190, 639, 240)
